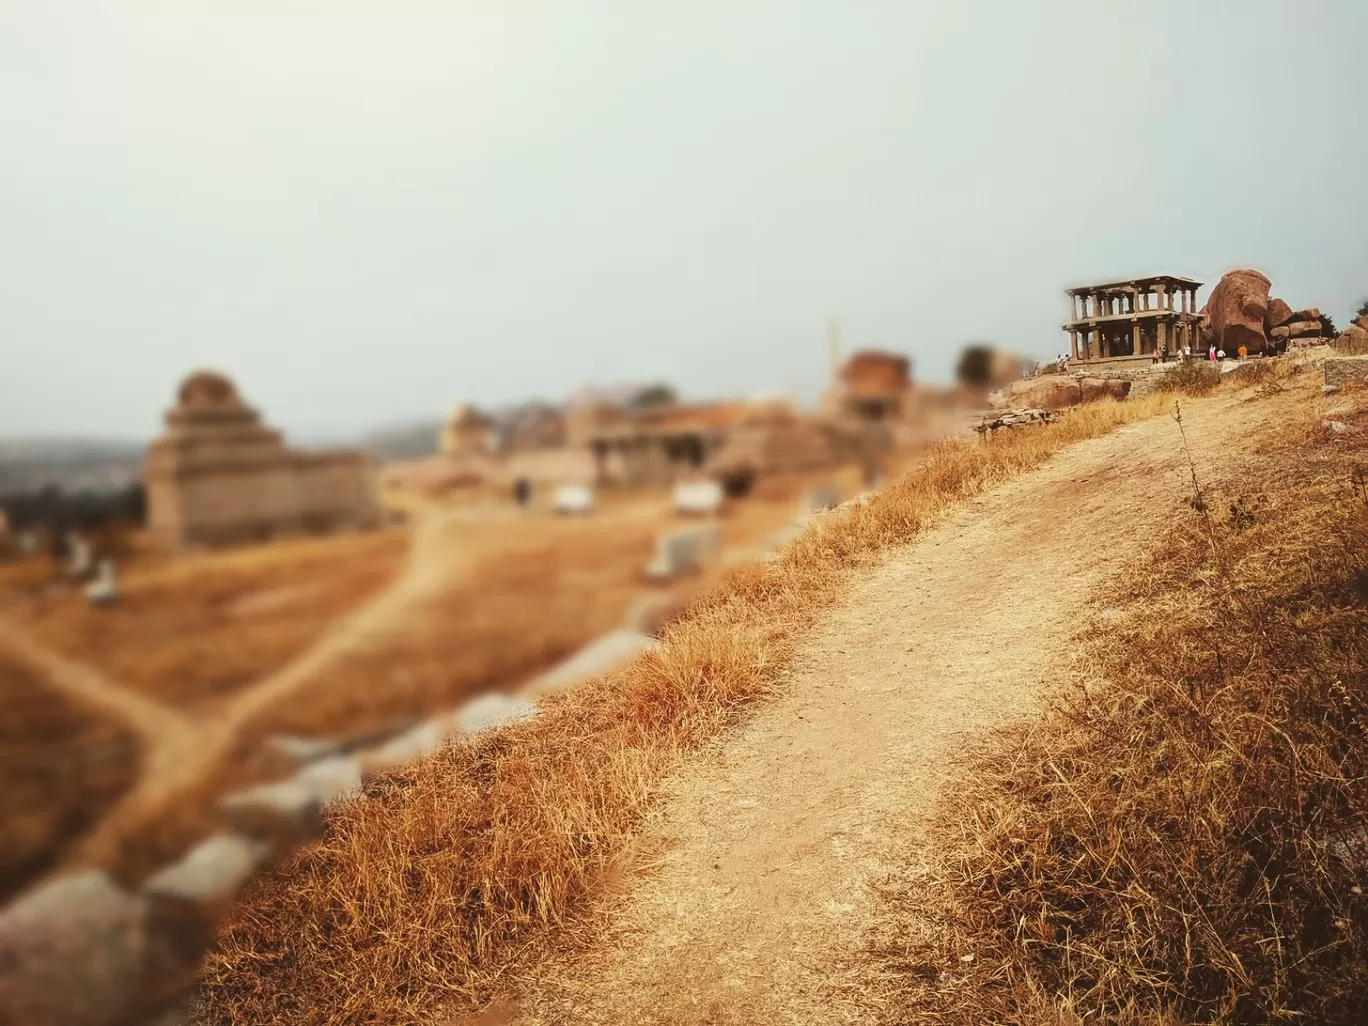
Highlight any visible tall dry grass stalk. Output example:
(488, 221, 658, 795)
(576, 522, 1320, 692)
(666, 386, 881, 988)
(873, 386, 1368, 1024)
(196, 393, 1184, 1025)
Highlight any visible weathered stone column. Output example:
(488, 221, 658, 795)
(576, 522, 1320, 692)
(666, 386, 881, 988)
(1133, 321, 1142, 356)
(1158, 320, 1168, 353)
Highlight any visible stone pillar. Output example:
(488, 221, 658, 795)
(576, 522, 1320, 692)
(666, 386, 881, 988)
(1158, 320, 1168, 353)
(1133, 321, 1142, 356)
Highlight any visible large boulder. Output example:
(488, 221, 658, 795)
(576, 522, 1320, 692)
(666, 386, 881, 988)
(1333, 320, 1368, 351)
(1079, 377, 1132, 403)
(1205, 268, 1272, 355)
(1006, 376, 1083, 411)
(1265, 297, 1294, 331)
(1269, 320, 1324, 343)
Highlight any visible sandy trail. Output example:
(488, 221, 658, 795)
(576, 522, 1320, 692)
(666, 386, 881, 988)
(63, 505, 482, 861)
(516, 396, 1264, 1025)
(0, 617, 195, 747)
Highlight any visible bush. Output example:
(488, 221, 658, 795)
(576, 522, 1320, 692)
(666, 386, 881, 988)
(1154, 360, 1221, 395)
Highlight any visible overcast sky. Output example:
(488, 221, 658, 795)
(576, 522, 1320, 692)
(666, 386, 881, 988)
(3, 2, 1366, 441)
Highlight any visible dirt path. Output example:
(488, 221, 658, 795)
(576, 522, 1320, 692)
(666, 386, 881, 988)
(64, 505, 478, 862)
(0, 618, 195, 747)
(514, 396, 1267, 1025)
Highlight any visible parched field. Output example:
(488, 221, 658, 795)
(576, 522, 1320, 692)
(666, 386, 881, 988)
(0, 462, 876, 895)
(0, 651, 140, 903)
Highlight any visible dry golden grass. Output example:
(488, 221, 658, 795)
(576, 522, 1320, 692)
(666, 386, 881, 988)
(198, 393, 1185, 1026)
(3, 527, 409, 709)
(0, 652, 140, 903)
(871, 380, 1368, 1023)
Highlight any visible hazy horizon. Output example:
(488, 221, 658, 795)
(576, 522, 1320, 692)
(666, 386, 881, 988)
(4, 2, 1366, 441)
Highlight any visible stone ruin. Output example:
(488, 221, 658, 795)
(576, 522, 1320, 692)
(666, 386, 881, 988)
(144, 372, 381, 548)
(673, 479, 724, 516)
(1333, 310, 1368, 353)
(1064, 275, 1204, 365)
(646, 523, 722, 580)
(552, 484, 595, 514)
(85, 559, 119, 607)
(438, 404, 494, 458)
(801, 484, 841, 513)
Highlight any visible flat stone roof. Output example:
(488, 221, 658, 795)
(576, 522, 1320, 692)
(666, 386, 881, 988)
(1066, 274, 1203, 295)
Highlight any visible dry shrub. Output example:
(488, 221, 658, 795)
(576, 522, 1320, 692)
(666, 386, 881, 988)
(876, 415, 1368, 1023)
(1155, 360, 1223, 396)
(196, 395, 1178, 1025)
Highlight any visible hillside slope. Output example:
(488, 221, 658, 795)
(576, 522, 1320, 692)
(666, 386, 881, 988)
(511, 392, 1299, 1024)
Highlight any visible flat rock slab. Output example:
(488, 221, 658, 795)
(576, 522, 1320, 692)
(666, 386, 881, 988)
(1325, 355, 1368, 387)
(524, 629, 657, 696)
(0, 871, 149, 1026)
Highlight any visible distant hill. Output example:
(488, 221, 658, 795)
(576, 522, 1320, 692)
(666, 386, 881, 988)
(0, 438, 145, 495)
(356, 421, 443, 464)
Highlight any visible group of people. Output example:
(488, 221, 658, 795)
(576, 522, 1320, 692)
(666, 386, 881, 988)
(1152, 342, 1250, 364)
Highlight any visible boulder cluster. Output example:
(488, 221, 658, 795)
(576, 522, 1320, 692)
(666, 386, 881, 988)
(1333, 311, 1368, 351)
(993, 375, 1131, 412)
(1199, 268, 1325, 354)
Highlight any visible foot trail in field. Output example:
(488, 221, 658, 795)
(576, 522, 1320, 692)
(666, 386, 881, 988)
(514, 396, 1264, 1026)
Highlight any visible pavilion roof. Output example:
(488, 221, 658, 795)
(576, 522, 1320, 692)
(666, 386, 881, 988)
(1066, 274, 1203, 295)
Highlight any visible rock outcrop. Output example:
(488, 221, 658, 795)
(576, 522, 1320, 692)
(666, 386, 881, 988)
(1079, 377, 1132, 403)
(1203, 268, 1272, 355)
(1006, 376, 1082, 411)
(1334, 314, 1368, 351)
(1265, 297, 1294, 332)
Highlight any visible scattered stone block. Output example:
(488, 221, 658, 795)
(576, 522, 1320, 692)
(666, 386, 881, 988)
(0, 870, 149, 1026)
(218, 757, 364, 841)
(363, 720, 451, 770)
(456, 692, 540, 732)
(141, 833, 270, 904)
(673, 480, 724, 516)
(298, 755, 364, 804)
(1323, 420, 1350, 435)
(1324, 356, 1368, 388)
(265, 735, 344, 764)
(66, 534, 93, 577)
(976, 408, 1055, 436)
(524, 628, 657, 694)
(552, 485, 594, 515)
(86, 559, 120, 607)
(1323, 384, 1341, 395)
(801, 484, 841, 513)
(646, 524, 722, 580)
(623, 591, 688, 636)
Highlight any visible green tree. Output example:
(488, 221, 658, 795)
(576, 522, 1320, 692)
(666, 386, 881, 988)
(629, 384, 677, 409)
(1320, 313, 1338, 338)
(1355, 299, 1368, 320)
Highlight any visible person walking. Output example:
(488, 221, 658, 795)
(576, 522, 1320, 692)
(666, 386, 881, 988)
(1152, 345, 1160, 365)
(1208, 344, 1217, 362)
(1238, 344, 1248, 360)
(1183, 344, 1192, 362)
